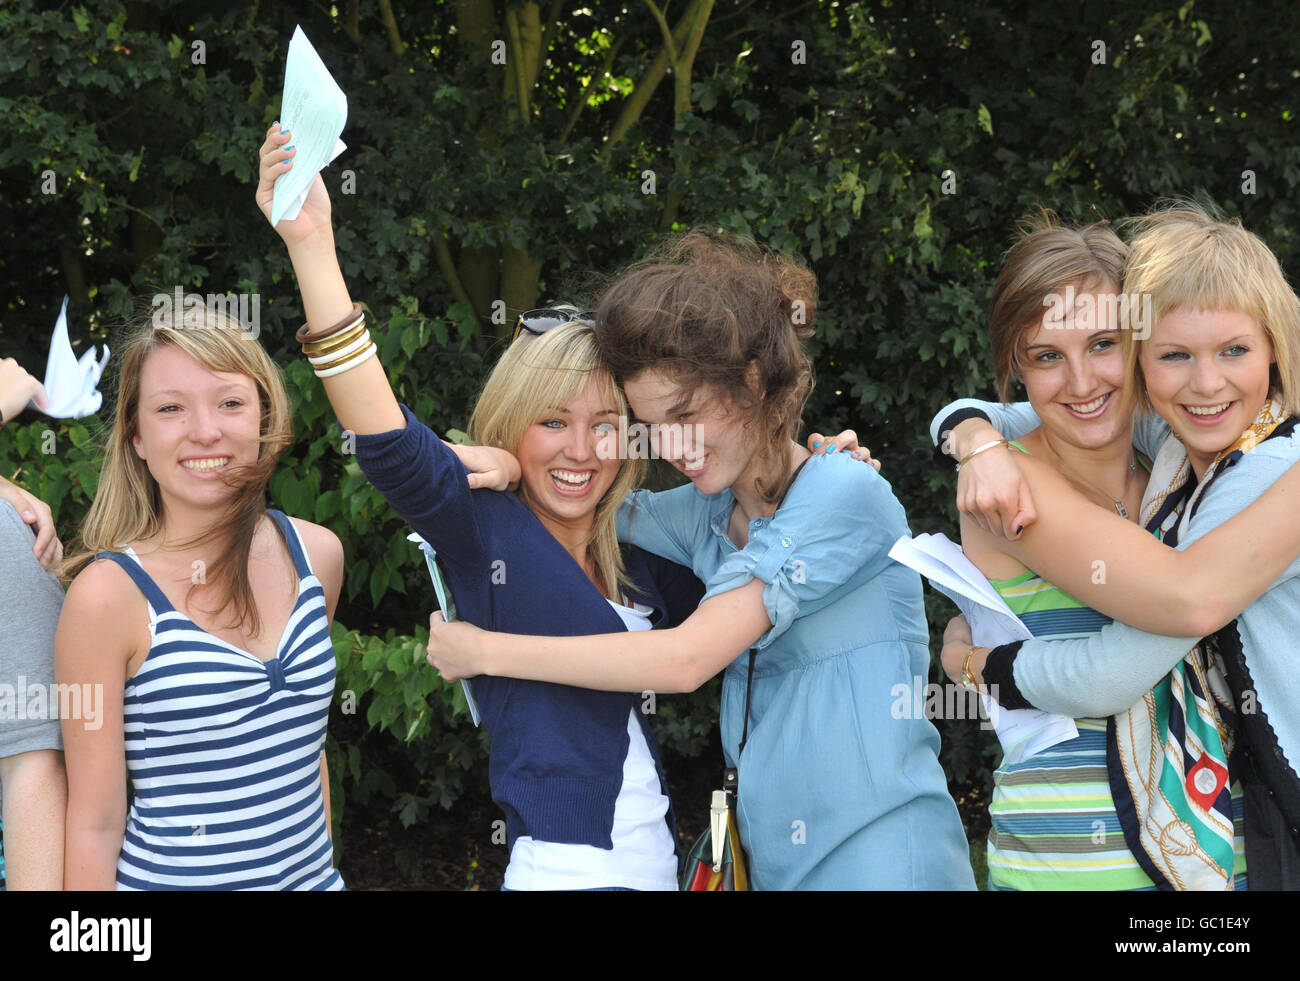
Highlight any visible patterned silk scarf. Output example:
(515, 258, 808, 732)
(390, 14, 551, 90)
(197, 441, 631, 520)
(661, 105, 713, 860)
(1108, 397, 1292, 890)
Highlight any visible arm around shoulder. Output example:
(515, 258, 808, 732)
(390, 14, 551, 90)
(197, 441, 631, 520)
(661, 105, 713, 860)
(469, 577, 770, 693)
(993, 451, 1298, 637)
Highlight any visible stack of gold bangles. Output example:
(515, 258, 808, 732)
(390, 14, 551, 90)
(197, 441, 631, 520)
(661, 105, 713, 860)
(295, 302, 376, 378)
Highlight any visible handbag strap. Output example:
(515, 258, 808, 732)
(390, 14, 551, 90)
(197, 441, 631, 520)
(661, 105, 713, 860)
(724, 648, 758, 796)
(739, 647, 757, 756)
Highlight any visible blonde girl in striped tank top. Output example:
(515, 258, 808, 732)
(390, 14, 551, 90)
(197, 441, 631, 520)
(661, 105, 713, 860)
(931, 212, 1300, 889)
(57, 310, 345, 890)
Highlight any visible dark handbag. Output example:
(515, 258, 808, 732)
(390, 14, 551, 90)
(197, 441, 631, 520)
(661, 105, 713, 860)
(681, 650, 756, 891)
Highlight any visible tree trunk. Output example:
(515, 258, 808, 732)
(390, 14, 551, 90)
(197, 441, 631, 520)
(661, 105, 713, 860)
(498, 244, 543, 344)
(457, 246, 499, 336)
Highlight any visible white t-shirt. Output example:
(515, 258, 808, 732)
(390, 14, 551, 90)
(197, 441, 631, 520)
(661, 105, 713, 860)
(502, 598, 678, 891)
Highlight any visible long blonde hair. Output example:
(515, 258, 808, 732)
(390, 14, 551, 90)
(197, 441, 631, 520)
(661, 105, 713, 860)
(469, 319, 643, 601)
(1121, 200, 1300, 409)
(63, 305, 294, 635)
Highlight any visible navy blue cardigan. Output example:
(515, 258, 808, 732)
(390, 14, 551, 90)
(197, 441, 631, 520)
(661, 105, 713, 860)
(353, 405, 703, 852)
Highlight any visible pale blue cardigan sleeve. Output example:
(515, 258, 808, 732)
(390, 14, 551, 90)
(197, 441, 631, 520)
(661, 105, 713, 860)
(1010, 434, 1300, 717)
(929, 397, 1172, 458)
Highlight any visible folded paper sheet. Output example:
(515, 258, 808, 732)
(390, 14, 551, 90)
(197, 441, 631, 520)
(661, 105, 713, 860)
(41, 296, 110, 419)
(271, 25, 348, 226)
(889, 532, 1078, 765)
(408, 532, 482, 726)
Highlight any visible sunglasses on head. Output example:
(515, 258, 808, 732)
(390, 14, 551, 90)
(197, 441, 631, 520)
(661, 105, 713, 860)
(512, 308, 597, 342)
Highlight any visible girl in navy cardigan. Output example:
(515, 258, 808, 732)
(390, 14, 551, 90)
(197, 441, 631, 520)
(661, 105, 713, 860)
(258, 126, 703, 888)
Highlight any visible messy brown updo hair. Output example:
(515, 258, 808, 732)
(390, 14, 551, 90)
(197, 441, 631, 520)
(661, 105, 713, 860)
(595, 230, 816, 504)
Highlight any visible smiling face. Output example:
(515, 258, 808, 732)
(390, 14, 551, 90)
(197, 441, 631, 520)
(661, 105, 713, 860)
(1018, 286, 1137, 452)
(513, 378, 624, 535)
(622, 368, 756, 497)
(130, 344, 263, 518)
(1139, 307, 1276, 476)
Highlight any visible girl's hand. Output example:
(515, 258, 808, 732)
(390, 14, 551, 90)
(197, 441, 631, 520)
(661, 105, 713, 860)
(445, 442, 522, 491)
(0, 474, 62, 570)
(806, 429, 881, 470)
(957, 441, 1037, 540)
(0, 357, 50, 423)
(426, 611, 490, 682)
(255, 122, 333, 247)
(948, 421, 1036, 539)
(940, 614, 975, 683)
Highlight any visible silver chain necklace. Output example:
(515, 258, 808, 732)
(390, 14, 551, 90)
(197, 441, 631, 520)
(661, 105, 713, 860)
(1042, 433, 1137, 520)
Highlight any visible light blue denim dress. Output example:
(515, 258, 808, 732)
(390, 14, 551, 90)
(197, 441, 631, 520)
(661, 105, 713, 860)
(619, 453, 975, 890)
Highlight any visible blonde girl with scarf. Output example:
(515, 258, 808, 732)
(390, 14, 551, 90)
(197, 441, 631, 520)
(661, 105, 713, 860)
(937, 201, 1300, 889)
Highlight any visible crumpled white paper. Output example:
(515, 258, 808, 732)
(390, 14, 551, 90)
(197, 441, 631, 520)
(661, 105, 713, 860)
(41, 296, 110, 419)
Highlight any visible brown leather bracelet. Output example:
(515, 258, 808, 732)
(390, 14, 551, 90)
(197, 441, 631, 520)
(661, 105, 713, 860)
(295, 302, 365, 346)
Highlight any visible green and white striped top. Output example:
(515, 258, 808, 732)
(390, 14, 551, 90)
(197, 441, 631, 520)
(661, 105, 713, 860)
(985, 570, 1247, 890)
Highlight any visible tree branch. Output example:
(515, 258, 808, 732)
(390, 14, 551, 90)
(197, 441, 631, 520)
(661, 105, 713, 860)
(433, 235, 482, 331)
(600, 8, 693, 160)
(560, 35, 626, 142)
(377, 0, 406, 57)
(344, 0, 361, 45)
(712, 0, 756, 24)
(538, 0, 565, 69)
(643, 0, 678, 64)
(721, 0, 818, 41)
(518, 3, 544, 97)
(659, 0, 714, 232)
(674, 0, 713, 114)
(505, 6, 531, 121)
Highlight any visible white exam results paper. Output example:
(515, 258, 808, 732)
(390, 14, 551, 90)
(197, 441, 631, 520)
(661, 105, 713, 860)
(407, 533, 482, 726)
(889, 532, 1078, 764)
(41, 295, 110, 419)
(270, 26, 347, 226)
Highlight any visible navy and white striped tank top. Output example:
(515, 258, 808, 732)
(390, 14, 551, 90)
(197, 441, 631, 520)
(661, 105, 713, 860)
(96, 509, 343, 890)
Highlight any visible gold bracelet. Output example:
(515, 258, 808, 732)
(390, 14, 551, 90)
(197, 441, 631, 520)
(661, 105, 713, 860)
(302, 319, 368, 358)
(960, 645, 979, 689)
(955, 438, 1006, 471)
(308, 330, 371, 365)
(311, 339, 376, 374)
(314, 342, 378, 379)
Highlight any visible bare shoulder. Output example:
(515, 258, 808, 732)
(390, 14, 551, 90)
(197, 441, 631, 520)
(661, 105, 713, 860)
(66, 555, 143, 610)
(288, 517, 344, 571)
(288, 517, 344, 612)
(60, 556, 146, 666)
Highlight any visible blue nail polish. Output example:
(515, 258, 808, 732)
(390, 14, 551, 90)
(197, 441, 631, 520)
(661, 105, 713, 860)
(285, 144, 294, 151)
(827, 444, 837, 454)
(812, 441, 822, 449)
